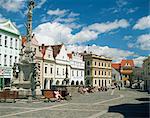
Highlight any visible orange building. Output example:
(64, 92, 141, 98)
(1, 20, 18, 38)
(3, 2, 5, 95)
(112, 60, 134, 86)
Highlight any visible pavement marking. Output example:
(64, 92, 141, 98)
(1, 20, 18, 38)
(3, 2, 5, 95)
(0, 103, 69, 118)
(0, 106, 36, 110)
(93, 94, 124, 105)
(87, 110, 107, 118)
(49, 108, 100, 112)
(111, 89, 115, 95)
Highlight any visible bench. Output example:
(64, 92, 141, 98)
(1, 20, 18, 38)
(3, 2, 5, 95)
(42, 89, 71, 102)
(0, 90, 18, 103)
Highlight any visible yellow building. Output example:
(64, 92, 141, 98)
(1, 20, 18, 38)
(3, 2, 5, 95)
(143, 56, 150, 90)
(83, 54, 112, 87)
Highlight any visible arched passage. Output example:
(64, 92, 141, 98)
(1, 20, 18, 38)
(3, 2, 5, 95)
(71, 81, 74, 85)
(76, 81, 79, 85)
(80, 81, 83, 85)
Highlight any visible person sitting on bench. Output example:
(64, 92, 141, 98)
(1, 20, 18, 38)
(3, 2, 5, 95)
(54, 90, 63, 101)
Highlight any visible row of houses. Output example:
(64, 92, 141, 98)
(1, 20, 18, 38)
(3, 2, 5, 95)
(0, 20, 113, 90)
(32, 43, 85, 89)
(1, 20, 148, 92)
(32, 41, 113, 89)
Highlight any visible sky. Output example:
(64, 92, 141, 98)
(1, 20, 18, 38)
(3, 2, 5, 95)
(0, 0, 149, 67)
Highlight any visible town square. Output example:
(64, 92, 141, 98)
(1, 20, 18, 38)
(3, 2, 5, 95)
(0, 0, 149, 118)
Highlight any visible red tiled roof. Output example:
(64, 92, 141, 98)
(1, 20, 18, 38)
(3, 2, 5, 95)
(67, 53, 72, 59)
(121, 60, 134, 67)
(51, 44, 63, 58)
(21, 35, 39, 46)
(111, 63, 120, 70)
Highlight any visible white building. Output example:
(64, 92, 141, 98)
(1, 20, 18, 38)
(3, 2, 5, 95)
(68, 52, 85, 86)
(51, 44, 70, 86)
(32, 43, 55, 90)
(0, 20, 21, 89)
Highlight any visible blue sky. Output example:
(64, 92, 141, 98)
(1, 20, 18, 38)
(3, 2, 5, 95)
(0, 0, 149, 66)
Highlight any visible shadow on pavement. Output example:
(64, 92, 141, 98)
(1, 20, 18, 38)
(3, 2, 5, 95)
(108, 101, 149, 118)
(136, 98, 150, 101)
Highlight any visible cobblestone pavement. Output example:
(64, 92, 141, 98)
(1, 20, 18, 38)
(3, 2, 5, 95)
(0, 88, 149, 118)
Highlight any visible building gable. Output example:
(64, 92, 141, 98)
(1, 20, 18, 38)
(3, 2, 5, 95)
(0, 20, 20, 36)
(55, 45, 69, 61)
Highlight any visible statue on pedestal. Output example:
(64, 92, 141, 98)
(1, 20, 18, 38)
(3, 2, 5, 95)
(12, 0, 41, 98)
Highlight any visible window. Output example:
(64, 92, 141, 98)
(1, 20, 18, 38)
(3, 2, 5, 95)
(95, 70, 96, 75)
(102, 62, 103, 67)
(63, 69, 65, 75)
(5, 36, 7, 47)
(87, 61, 90, 66)
(15, 56, 17, 63)
(10, 56, 12, 66)
(105, 71, 107, 75)
(15, 39, 17, 49)
(95, 80, 97, 84)
(87, 70, 90, 75)
(77, 71, 78, 76)
(4, 55, 7, 66)
(99, 62, 100, 66)
(81, 71, 83, 76)
(99, 80, 100, 86)
(95, 62, 96, 66)
(99, 71, 100, 75)
(50, 67, 53, 74)
(57, 68, 59, 75)
(105, 63, 107, 67)
(72, 70, 74, 76)
(108, 63, 110, 67)
(0, 35, 2, 46)
(45, 67, 47, 74)
(102, 71, 103, 75)
(0, 54, 1, 65)
(10, 38, 13, 48)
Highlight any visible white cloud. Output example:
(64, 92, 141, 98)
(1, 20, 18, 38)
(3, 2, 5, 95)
(47, 8, 68, 16)
(123, 35, 133, 40)
(34, 19, 129, 45)
(116, 0, 128, 8)
(0, 14, 6, 22)
(36, 0, 46, 9)
(0, 0, 25, 12)
(67, 44, 135, 62)
(136, 34, 150, 50)
(17, 24, 24, 28)
(87, 19, 129, 33)
(127, 7, 138, 14)
(128, 43, 134, 48)
(34, 22, 73, 45)
(71, 30, 99, 44)
(133, 16, 150, 30)
(68, 12, 80, 17)
(133, 56, 147, 67)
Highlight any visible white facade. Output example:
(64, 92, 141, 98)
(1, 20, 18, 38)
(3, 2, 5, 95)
(0, 20, 21, 89)
(68, 53, 85, 86)
(52, 44, 70, 85)
(32, 44, 55, 89)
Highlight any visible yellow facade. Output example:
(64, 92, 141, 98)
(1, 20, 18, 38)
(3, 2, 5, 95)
(83, 54, 112, 87)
